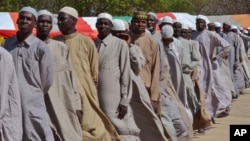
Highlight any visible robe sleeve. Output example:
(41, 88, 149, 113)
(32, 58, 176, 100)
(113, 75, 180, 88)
(239, 32, 250, 41)
(234, 36, 242, 64)
(183, 44, 200, 73)
(150, 43, 161, 101)
(39, 43, 54, 94)
(212, 33, 231, 59)
(86, 38, 99, 86)
(66, 48, 82, 111)
(119, 41, 131, 106)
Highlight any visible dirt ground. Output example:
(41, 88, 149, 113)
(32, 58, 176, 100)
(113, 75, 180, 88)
(193, 93, 250, 141)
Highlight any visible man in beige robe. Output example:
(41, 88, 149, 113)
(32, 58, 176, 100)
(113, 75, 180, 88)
(95, 13, 140, 141)
(54, 6, 120, 141)
(0, 47, 22, 141)
(129, 11, 161, 115)
(37, 10, 82, 141)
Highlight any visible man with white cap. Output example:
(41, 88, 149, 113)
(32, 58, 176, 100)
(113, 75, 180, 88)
(3, 6, 54, 141)
(54, 6, 119, 141)
(214, 22, 223, 36)
(37, 9, 82, 141)
(158, 16, 174, 29)
(173, 21, 200, 117)
(0, 47, 22, 141)
(111, 18, 168, 141)
(129, 11, 161, 116)
(95, 13, 140, 141)
(182, 25, 212, 134)
(191, 15, 232, 123)
(159, 24, 193, 141)
(222, 22, 246, 96)
(147, 12, 161, 41)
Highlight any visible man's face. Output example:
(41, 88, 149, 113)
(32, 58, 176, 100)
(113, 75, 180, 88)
(17, 11, 36, 34)
(173, 22, 182, 37)
(223, 23, 231, 32)
(147, 15, 157, 31)
(131, 18, 147, 34)
(215, 27, 221, 33)
(196, 19, 206, 32)
(57, 12, 75, 34)
(111, 30, 128, 40)
(181, 29, 188, 39)
(187, 29, 192, 39)
(37, 15, 52, 36)
(96, 18, 112, 37)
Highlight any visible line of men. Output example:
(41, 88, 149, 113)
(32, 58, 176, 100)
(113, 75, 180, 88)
(1, 5, 250, 141)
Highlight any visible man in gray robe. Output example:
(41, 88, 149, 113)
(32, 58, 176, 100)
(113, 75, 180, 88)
(111, 18, 168, 141)
(191, 15, 232, 121)
(222, 22, 246, 96)
(173, 21, 200, 115)
(3, 6, 54, 141)
(95, 13, 140, 141)
(147, 12, 161, 41)
(0, 47, 22, 141)
(36, 10, 82, 141)
(159, 25, 193, 141)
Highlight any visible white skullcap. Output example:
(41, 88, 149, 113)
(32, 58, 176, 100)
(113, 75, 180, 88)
(147, 12, 157, 19)
(112, 19, 126, 31)
(122, 20, 129, 31)
(59, 6, 78, 19)
(243, 30, 249, 34)
(161, 25, 174, 38)
(238, 26, 243, 30)
(247, 27, 250, 30)
(19, 6, 38, 20)
(158, 16, 173, 25)
(214, 22, 221, 27)
(97, 13, 112, 22)
(38, 10, 52, 18)
(230, 25, 237, 30)
(196, 15, 207, 21)
(191, 26, 196, 31)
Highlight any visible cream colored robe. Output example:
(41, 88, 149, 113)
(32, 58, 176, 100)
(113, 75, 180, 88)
(95, 34, 140, 141)
(0, 47, 22, 141)
(129, 44, 168, 141)
(54, 32, 120, 141)
(45, 39, 82, 141)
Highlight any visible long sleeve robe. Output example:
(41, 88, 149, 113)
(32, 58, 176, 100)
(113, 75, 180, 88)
(129, 44, 169, 141)
(3, 34, 54, 141)
(178, 37, 200, 115)
(44, 39, 82, 141)
(54, 32, 120, 141)
(0, 47, 22, 141)
(129, 32, 161, 104)
(192, 30, 232, 117)
(95, 34, 140, 141)
(159, 39, 193, 141)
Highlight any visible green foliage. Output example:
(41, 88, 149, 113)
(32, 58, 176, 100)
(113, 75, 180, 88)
(0, 0, 210, 15)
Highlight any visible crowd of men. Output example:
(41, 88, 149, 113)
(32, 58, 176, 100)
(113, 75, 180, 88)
(1, 5, 250, 141)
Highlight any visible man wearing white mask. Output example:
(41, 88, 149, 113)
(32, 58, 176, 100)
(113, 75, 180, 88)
(111, 18, 168, 141)
(159, 25, 193, 141)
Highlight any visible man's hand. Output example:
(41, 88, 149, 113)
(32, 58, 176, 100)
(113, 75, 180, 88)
(210, 57, 216, 62)
(233, 63, 239, 70)
(117, 104, 128, 120)
(151, 100, 158, 113)
(223, 55, 228, 60)
(76, 110, 83, 124)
